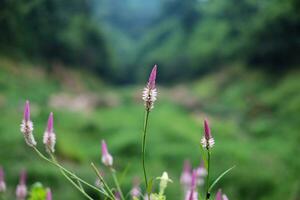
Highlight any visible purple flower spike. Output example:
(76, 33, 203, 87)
(185, 170, 198, 200)
(0, 167, 6, 192)
(101, 140, 113, 167)
(201, 118, 215, 149)
(46, 188, 52, 200)
(43, 112, 56, 153)
(19, 170, 26, 185)
(20, 100, 36, 147)
(216, 189, 222, 200)
(148, 64, 157, 89)
(16, 170, 27, 200)
(180, 160, 192, 189)
(142, 65, 158, 111)
(23, 101, 30, 122)
(204, 119, 211, 139)
(47, 112, 54, 133)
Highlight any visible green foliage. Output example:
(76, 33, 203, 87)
(28, 183, 47, 200)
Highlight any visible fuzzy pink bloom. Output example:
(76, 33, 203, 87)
(43, 112, 56, 153)
(101, 140, 113, 167)
(180, 160, 192, 189)
(201, 119, 215, 149)
(0, 167, 6, 192)
(215, 189, 222, 200)
(142, 65, 158, 111)
(20, 100, 36, 147)
(16, 170, 27, 200)
(46, 188, 52, 200)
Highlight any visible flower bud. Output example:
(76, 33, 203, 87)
(101, 140, 113, 167)
(157, 171, 172, 195)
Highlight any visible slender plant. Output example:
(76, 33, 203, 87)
(141, 65, 158, 196)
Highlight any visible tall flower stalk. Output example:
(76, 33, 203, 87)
(201, 119, 214, 200)
(141, 65, 157, 196)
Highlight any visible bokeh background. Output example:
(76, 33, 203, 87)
(0, 0, 299, 199)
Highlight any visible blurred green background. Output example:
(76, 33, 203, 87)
(0, 0, 299, 199)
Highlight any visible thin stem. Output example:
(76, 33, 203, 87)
(91, 163, 115, 200)
(142, 110, 150, 196)
(205, 149, 211, 200)
(33, 147, 109, 198)
(49, 153, 94, 200)
(110, 168, 125, 200)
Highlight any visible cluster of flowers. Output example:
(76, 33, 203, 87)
(0, 167, 52, 200)
(17, 65, 232, 200)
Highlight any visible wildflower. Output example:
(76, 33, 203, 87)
(46, 188, 52, 200)
(157, 171, 172, 195)
(20, 100, 36, 147)
(215, 189, 222, 200)
(180, 160, 192, 189)
(196, 162, 207, 186)
(200, 119, 215, 149)
(130, 177, 141, 199)
(43, 112, 56, 153)
(0, 167, 6, 192)
(142, 65, 158, 111)
(101, 140, 113, 167)
(115, 191, 121, 200)
(222, 194, 229, 200)
(185, 170, 198, 200)
(16, 170, 27, 200)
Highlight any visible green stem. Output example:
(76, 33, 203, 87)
(91, 163, 115, 200)
(142, 110, 150, 196)
(33, 147, 109, 198)
(49, 153, 94, 200)
(110, 168, 125, 200)
(205, 149, 211, 200)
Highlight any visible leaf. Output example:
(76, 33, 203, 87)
(199, 145, 208, 169)
(147, 178, 155, 194)
(208, 165, 236, 192)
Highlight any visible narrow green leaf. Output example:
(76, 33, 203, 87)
(208, 165, 236, 192)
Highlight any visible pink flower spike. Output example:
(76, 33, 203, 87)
(16, 170, 27, 200)
(201, 118, 215, 149)
(0, 167, 6, 192)
(222, 194, 229, 200)
(43, 112, 56, 153)
(148, 64, 157, 89)
(180, 160, 192, 188)
(19, 170, 26, 185)
(101, 140, 113, 167)
(23, 100, 30, 122)
(47, 112, 54, 133)
(46, 188, 52, 200)
(215, 189, 222, 200)
(204, 119, 211, 139)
